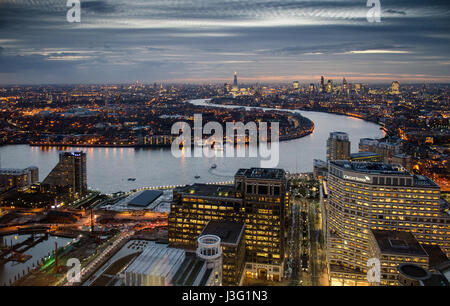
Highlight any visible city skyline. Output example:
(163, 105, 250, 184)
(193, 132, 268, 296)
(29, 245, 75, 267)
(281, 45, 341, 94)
(0, 0, 450, 84)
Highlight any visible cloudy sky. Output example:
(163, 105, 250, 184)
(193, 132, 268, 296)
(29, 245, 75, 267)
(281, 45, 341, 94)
(0, 0, 449, 84)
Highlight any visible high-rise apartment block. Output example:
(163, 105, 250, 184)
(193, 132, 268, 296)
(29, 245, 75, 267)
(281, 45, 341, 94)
(327, 132, 351, 161)
(43, 151, 87, 196)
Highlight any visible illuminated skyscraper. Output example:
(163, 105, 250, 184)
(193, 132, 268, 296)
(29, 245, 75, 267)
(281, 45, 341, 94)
(233, 71, 238, 88)
(327, 79, 333, 93)
(169, 168, 289, 282)
(43, 151, 87, 196)
(325, 161, 449, 286)
(320, 76, 325, 92)
(293, 81, 299, 89)
(390, 81, 400, 95)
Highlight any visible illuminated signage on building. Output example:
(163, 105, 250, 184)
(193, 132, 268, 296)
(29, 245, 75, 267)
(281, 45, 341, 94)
(343, 174, 371, 183)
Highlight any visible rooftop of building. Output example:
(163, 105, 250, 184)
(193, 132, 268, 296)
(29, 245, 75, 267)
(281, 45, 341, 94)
(60, 151, 86, 157)
(172, 252, 209, 286)
(201, 221, 245, 246)
(413, 175, 439, 188)
(420, 273, 449, 286)
(235, 168, 286, 180)
(421, 245, 449, 269)
(398, 263, 431, 279)
(329, 131, 349, 140)
(0, 166, 38, 174)
(123, 241, 216, 286)
(331, 160, 410, 175)
(127, 190, 163, 207)
(371, 230, 428, 257)
(175, 183, 236, 198)
(393, 153, 411, 159)
(350, 152, 381, 158)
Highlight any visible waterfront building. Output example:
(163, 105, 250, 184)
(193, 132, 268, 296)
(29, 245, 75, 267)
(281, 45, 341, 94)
(359, 138, 402, 163)
(0, 166, 38, 192)
(325, 161, 450, 286)
(42, 151, 87, 196)
(169, 168, 289, 282)
(392, 154, 413, 172)
(327, 132, 351, 161)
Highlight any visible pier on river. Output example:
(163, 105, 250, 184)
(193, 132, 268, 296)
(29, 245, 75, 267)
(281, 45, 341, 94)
(0, 233, 48, 265)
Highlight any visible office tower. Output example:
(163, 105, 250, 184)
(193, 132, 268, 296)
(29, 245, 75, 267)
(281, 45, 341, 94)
(0, 166, 39, 192)
(43, 151, 87, 196)
(390, 81, 400, 95)
(327, 132, 351, 161)
(326, 161, 449, 286)
(368, 230, 429, 286)
(293, 81, 299, 89)
(233, 72, 238, 88)
(169, 168, 288, 282)
(320, 76, 325, 92)
(343, 78, 347, 91)
(327, 79, 333, 93)
(200, 221, 245, 286)
(309, 83, 315, 92)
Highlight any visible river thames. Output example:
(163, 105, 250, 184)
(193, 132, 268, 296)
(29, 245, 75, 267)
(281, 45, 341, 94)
(0, 99, 384, 194)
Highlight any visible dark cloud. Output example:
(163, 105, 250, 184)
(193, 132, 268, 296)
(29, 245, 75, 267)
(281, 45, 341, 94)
(82, 1, 116, 14)
(384, 9, 407, 15)
(0, 0, 449, 84)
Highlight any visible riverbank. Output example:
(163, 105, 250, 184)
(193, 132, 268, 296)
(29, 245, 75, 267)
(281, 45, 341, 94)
(0, 105, 384, 194)
(207, 99, 387, 137)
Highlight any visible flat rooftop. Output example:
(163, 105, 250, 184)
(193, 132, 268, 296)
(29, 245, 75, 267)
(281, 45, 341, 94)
(172, 252, 207, 286)
(350, 152, 381, 158)
(371, 230, 428, 257)
(235, 168, 286, 180)
(125, 243, 185, 279)
(175, 184, 235, 198)
(128, 190, 163, 207)
(331, 161, 409, 175)
(201, 221, 245, 245)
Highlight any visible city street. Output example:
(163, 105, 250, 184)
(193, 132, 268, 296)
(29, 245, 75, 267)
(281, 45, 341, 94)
(286, 180, 329, 286)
